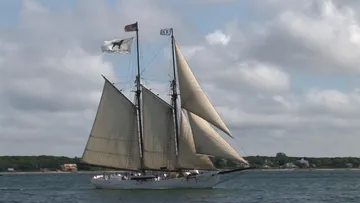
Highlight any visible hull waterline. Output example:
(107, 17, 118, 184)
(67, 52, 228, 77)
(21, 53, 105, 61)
(90, 172, 220, 190)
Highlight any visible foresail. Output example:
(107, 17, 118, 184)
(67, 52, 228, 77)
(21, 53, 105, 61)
(141, 86, 177, 170)
(174, 43, 232, 137)
(81, 77, 141, 170)
(187, 111, 248, 164)
(178, 110, 215, 170)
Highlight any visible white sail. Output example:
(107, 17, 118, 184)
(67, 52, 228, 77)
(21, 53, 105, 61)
(187, 111, 248, 164)
(174, 43, 232, 137)
(81, 77, 141, 170)
(141, 86, 177, 170)
(178, 110, 215, 170)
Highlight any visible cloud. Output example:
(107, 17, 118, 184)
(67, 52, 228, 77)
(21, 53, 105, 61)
(216, 61, 290, 92)
(173, 0, 360, 157)
(0, 0, 190, 156)
(248, 0, 360, 75)
(2, 0, 360, 158)
(206, 30, 231, 45)
(187, 0, 239, 4)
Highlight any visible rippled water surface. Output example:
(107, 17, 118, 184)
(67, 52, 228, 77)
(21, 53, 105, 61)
(1, 170, 360, 203)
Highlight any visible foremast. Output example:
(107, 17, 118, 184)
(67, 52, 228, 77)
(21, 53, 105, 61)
(133, 22, 146, 174)
(123, 22, 146, 174)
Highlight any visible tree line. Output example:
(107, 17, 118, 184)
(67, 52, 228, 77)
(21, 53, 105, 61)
(0, 153, 359, 172)
(244, 153, 360, 169)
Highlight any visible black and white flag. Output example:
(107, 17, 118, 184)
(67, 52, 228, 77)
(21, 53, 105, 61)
(101, 37, 133, 53)
(160, 28, 172, 36)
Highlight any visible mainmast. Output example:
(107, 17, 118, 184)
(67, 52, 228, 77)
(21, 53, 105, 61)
(161, 28, 181, 168)
(171, 30, 180, 165)
(126, 22, 145, 174)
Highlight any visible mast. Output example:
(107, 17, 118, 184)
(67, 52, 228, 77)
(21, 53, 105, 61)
(170, 28, 181, 168)
(134, 22, 145, 174)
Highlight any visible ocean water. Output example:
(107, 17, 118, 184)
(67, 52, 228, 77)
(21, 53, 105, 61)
(1, 170, 360, 203)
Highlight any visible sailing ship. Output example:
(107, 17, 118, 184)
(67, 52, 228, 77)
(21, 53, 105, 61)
(80, 22, 253, 190)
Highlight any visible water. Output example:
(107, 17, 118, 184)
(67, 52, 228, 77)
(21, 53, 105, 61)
(1, 170, 360, 203)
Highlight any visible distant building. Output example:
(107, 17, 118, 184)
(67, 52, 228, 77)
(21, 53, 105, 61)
(262, 164, 271, 168)
(61, 164, 78, 172)
(7, 168, 14, 172)
(283, 162, 297, 168)
(264, 159, 274, 167)
(40, 168, 48, 172)
(346, 163, 353, 168)
(297, 158, 310, 167)
(237, 161, 250, 168)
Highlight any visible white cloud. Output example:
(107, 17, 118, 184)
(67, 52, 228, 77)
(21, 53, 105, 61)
(23, 0, 48, 13)
(228, 61, 290, 92)
(179, 45, 205, 59)
(179, 0, 360, 156)
(0, 0, 191, 156)
(3, 0, 360, 158)
(189, 0, 239, 4)
(249, 0, 360, 75)
(206, 30, 231, 45)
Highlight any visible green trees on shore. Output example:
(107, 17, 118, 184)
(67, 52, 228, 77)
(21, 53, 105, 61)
(245, 152, 360, 169)
(0, 156, 81, 171)
(0, 153, 359, 172)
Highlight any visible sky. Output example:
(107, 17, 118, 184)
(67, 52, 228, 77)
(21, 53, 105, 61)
(1, 0, 360, 158)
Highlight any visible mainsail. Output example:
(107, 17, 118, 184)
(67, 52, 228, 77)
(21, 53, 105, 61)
(81, 77, 141, 170)
(174, 44, 232, 137)
(141, 85, 215, 170)
(141, 86, 177, 170)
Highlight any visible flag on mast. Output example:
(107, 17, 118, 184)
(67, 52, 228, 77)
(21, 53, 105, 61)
(124, 22, 138, 32)
(160, 28, 172, 36)
(101, 37, 134, 54)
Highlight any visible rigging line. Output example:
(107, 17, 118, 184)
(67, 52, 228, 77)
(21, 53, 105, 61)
(140, 77, 170, 82)
(214, 171, 246, 186)
(112, 80, 133, 83)
(121, 54, 133, 99)
(167, 37, 172, 79)
(142, 41, 161, 60)
(140, 41, 169, 75)
(232, 136, 249, 158)
(168, 37, 173, 81)
(142, 85, 169, 94)
(138, 42, 148, 75)
(112, 76, 135, 79)
(141, 49, 161, 74)
(124, 58, 132, 99)
(124, 49, 134, 81)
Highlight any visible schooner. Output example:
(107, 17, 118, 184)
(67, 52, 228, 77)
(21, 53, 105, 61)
(80, 22, 253, 189)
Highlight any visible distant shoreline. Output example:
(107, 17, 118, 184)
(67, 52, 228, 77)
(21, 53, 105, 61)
(1, 168, 360, 175)
(256, 168, 360, 171)
(0, 171, 98, 175)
